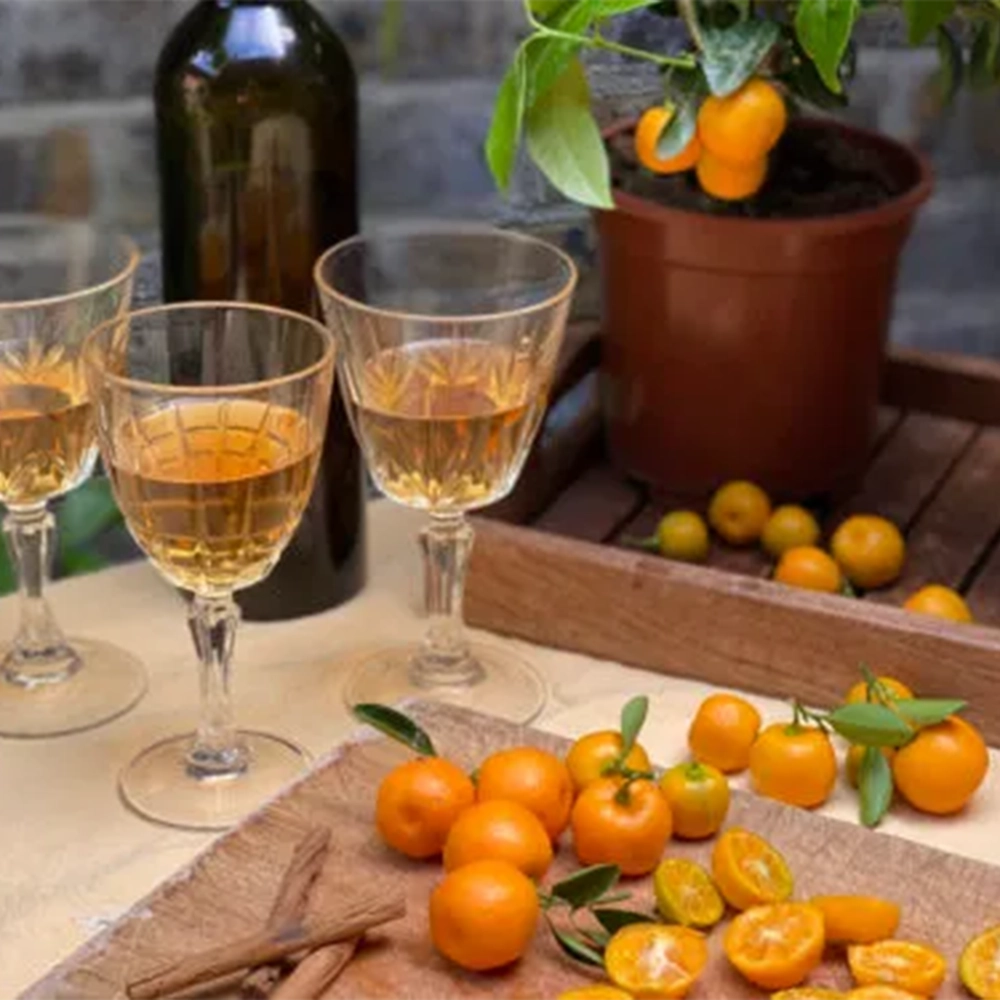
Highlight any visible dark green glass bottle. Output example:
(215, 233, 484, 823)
(154, 0, 365, 619)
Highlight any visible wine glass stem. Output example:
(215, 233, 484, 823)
(413, 513, 485, 688)
(187, 594, 247, 779)
(2, 505, 80, 687)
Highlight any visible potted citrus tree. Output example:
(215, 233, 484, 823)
(487, 0, 1000, 499)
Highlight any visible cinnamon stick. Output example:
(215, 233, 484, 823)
(270, 940, 357, 1000)
(127, 890, 404, 1000)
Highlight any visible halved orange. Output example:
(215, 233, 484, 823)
(847, 987, 924, 999)
(960, 925, 1000, 999)
(558, 986, 633, 1000)
(711, 827, 794, 911)
(653, 857, 725, 929)
(848, 941, 946, 997)
(605, 923, 709, 999)
(773, 990, 846, 1000)
(811, 895, 901, 944)
(725, 902, 825, 990)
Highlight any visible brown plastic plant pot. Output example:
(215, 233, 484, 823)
(595, 116, 933, 501)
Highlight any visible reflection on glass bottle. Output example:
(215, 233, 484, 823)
(155, 0, 365, 619)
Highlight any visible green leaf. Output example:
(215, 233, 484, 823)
(594, 0, 660, 14)
(531, 0, 569, 17)
(826, 703, 914, 747)
(486, 48, 529, 191)
(351, 703, 437, 756)
(547, 921, 606, 967)
(934, 23, 964, 103)
(891, 698, 967, 727)
(526, 58, 614, 209)
(551, 864, 622, 909)
(700, 20, 781, 96)
(528, 1, 601, 104)
(593, 908, 653, 934)
(794, 0, 860, 93)
(969, 20, 1000, 88)
(859, 745, 894, 827)
(903, 0, 955, 43)
(656, 69, 708, 158)
(619, 695, 649, 757)
(783, 51, 849, 109)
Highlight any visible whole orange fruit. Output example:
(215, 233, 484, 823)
(635, 106, 702, 174)
(476, 746, 574, 840)
(845, 675, 914, 705)
(429, 858, 539, 971)
(659, 761, 730, 840)
(696, 150, 767, 201)
(655, 510, 711, 563)
(442, 799, 553, 878)
(749, 722, 838, 809)
(903, 584, 973, 623)
(565, 730, 652, 793)
(831, 515, 906, 590)
(774, 546, 843, 594)
(697, 77, 788, 166)
(762, 505, 822, 559)
(571, 776, 673, 876)
(892, 715, 989, 815)
(708, 480, 772, 545)
(375, 757, 475, 859)
(687, 692, 762, 773)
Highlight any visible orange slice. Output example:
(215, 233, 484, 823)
(847, 987, 924, 999)
(811, 895, 901, 944)
(653, 857, 725, 929)
(773, 990, 846, 999)
(848, 941, 947, 997)
(725, 902, 825, 990)
(558, 986, 634, 1000)
(960, 925, 1000, 999)
(711, 827, 794, 911)
(605, 923, 708, 999)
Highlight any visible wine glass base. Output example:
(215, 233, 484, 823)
(0, 637, 146, 738)
(342, 643, 547, 725)
(119, 730, 311, 831)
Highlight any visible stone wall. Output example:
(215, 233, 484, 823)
(0, 0, 997, 354)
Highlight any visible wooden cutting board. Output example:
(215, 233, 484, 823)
(23, 702, 1000, 999)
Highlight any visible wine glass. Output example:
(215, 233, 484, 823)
(0, 217, 145, 738)
(84, 302, 335, 829)
(315, 226, 577, 724)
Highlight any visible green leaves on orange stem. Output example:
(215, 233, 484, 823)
(858, 745, 894, 827)
(351, 703, 437, 757)
(794, 0, 860, 93)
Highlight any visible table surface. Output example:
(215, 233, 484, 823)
(2, 500, 998, 997)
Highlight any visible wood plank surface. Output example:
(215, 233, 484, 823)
(533, 464, 645, 543)
(465, 520, 1000, 746)
(24, 703, 1000, 1000)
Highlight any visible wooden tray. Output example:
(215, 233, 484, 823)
(21, 703, 1000, 999)
(468, 325, 1000, 747)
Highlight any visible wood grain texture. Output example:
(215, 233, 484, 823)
(465, 520, 1000, 746)
(22, 703, 1000, 1000)
(534, 464, 645, 543)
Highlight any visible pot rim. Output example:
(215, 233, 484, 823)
(603, 116, 934, 234)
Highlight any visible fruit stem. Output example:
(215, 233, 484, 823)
(621, 534, 659, 553)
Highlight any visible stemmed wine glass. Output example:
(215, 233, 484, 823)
(84, 302, 335, 829)
(0, 217, 145, 737)
(315, 226, 577, 724)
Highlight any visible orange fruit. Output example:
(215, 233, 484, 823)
(659, 761, 730, 839)
(558, 987, 633, 1000)
(848, 941, 947, 997)
(811, 895, 901, 945)
(724, 902, 826, 990)
(711, 827, 793, 911)
(565, 730, 652, 794)
(708, 480, 772, 546)
(476, 746, 574, 840)
(774, 991, 846, 1000)
(847, 988, 924, 999)
(903, 584, 973, 623)
(892, 714, 989, 815)
(696, 149, 768, 201)
(960, 925, 1000, 1000)
(635, 106, 702, 174)
(831, 515, 906, 590)
(749, 722, 838, 809)
(653, 857, 725, 929)
(845, 744, 896, 788)
(375, 757, 475, 859)
(605, 923, 709, 999)
(774, 546, 843, 594)
(429, 859, 539, 971)
(845, 675, 914, 705)
(698, 77, 788, 166)
(442, 799, 553, 879)
(570, 776, 673, 876)
(687, 692, 762, 773)
(655, 510, 711, 563)
(762, 505, 822, 559)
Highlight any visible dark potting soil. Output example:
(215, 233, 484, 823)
(610, 120, 911, 218)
